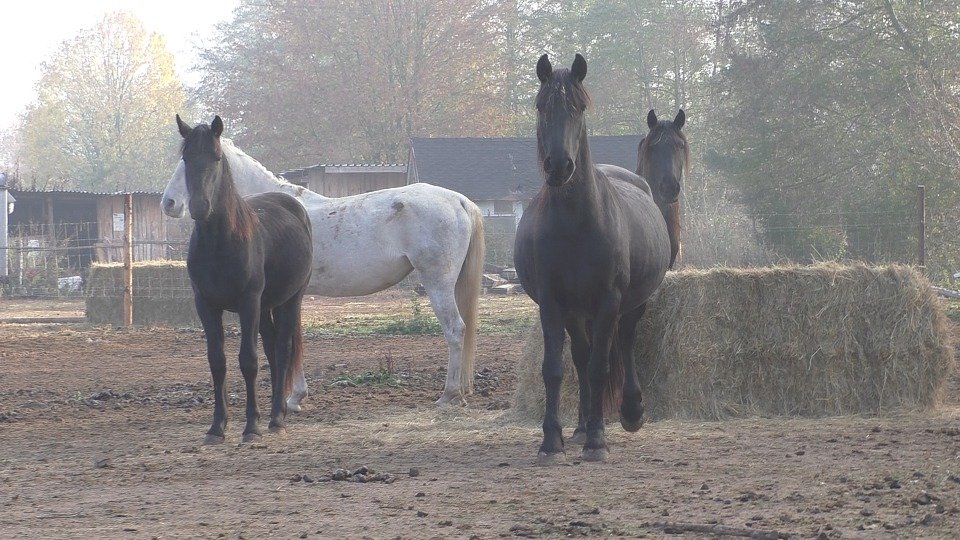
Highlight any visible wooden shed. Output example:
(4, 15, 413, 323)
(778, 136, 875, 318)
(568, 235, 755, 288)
(280, 164, 407, 198)
(7, 189, 185, 268)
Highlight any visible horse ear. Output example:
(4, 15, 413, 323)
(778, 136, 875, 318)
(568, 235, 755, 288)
(211, 116, 224, 138)
(537, 54, 552, 83)
(571, 54, 587, 82)
(176, 114, 192, 138)
(647, 109, 658, 130)
(674, 109, 685, 130)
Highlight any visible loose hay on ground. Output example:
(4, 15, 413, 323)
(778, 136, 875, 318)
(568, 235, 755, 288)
(513, 263, 955, 422)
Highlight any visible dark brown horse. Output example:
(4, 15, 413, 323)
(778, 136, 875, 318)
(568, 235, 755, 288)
(514, 54, 673, 464)
(637, 109, 688, 268)
(178, 115, 313, 444)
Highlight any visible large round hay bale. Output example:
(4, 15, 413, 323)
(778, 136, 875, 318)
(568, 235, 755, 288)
(513, 263, 955, 422)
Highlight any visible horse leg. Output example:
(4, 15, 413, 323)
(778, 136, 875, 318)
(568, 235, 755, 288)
(260, 308, 277, 379)
(583, 294, 622, 462)
(564, 316, 590, 446)
(285, 348, 309, 413)
(538, 300, 567, 465)
(238, 295, 263, 443)
(267, 293, 303, 433)
(196, 300, 227, 444)
(421, 278, 467, 406)
(619, 304, 646, 432)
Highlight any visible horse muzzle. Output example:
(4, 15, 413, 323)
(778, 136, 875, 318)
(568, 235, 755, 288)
(543, 157, 575, 187)
(162, 196, 185, 218)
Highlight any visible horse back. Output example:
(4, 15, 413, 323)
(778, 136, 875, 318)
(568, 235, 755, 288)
(595, 164, 651, 196)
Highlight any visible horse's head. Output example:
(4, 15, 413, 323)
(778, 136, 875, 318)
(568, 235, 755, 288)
(638, 109, 687, 208)
(176, 114, 226, 221)
(535, 53, 591, 187)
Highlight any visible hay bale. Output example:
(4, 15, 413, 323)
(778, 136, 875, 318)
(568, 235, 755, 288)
(513, 263, 955, 422)
(86, 262, 208, 326)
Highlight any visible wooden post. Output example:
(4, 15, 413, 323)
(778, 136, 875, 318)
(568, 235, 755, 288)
(917, 185, 926, 272)
(123, 193, 133, 326)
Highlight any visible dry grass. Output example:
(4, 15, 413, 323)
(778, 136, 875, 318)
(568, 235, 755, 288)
(513, 263, 955, 423)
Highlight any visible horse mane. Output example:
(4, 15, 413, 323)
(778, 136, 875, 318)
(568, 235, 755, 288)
(181, 129, 258, 241)
(219, 138, 313, 201)
(218, 158, 258, 241)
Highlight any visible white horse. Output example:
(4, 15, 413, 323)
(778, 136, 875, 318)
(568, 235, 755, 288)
(162, 138, 485, 407)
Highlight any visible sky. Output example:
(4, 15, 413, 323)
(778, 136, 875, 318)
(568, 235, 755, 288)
(0, 0, 240, 131)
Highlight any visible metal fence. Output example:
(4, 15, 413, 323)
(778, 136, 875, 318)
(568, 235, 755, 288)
(0, 198, 945, 299)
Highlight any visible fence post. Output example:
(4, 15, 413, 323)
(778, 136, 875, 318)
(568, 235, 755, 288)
(123, 193, 133, 326)
(917, 184, 925, 272)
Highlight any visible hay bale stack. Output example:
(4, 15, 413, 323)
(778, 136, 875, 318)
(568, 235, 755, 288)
(513, 263, 955, 423)
(86, 262, 202, 326)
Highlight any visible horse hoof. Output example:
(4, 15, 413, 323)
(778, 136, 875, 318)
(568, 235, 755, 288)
(203, 434, 225, 445)
(581, 447, 609, 462)
(286, 401, 302, 413)
(537, 451, 566, 466)
(570, 431, 587, 445)
(242, 433, 262, 443)
(268, 425, 286, 435)
(620, 416, 645, 433)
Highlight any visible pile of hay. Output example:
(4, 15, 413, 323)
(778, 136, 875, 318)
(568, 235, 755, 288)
(513, 263, 955, 422)
(86, 262, 204, 326)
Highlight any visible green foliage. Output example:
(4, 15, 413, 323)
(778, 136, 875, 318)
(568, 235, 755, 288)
(330, 356, 404, 388)
(304, 294, 442, 337)
(18, 12, 187, 191)
(378, 295, 443, 336)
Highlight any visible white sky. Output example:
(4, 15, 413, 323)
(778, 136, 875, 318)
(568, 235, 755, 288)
(0, 0, 240, 131)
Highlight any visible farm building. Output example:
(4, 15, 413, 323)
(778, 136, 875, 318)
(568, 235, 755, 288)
(4, 188, 186, 275)
(407, 136, 640, 224)
(407, 136, 640, 263)
(280, 164, 407, 198)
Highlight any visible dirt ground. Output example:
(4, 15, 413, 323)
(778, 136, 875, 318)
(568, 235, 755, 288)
(1, 293, 959, 539)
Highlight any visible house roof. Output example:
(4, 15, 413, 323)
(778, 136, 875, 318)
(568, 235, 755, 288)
(408, 136, 640, 201)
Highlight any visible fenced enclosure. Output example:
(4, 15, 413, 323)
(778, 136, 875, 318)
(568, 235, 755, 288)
(0, 185, 953, 306)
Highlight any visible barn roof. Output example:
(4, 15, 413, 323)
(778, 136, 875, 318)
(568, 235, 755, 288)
(408, 136, 639, 201)
(9, 187, 162, 197)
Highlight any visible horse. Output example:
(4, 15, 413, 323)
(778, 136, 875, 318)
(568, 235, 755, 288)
(514, 54, 673, 464)
(177, 114, 314, 444)
(637, 109, 688, 269)
(161, 135, 485, 408)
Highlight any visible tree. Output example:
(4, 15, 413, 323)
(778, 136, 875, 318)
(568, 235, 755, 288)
(705, 0, 960, 272)
(196, 0, 509, 168)
(18, 12, 187, 192)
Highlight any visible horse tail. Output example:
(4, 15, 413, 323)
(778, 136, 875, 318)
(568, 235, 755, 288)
(286, 319, 304, 400)
(454, 200, 485, 395)
(604, 326, 626, 418)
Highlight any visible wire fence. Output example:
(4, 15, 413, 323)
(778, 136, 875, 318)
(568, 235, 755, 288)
(0, 202, 944, 301)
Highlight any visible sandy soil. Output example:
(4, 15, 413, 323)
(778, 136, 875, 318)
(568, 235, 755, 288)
(0, 295, 958, 539)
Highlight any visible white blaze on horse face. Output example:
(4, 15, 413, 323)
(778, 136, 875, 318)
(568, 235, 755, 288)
(161, 160, 188, 218)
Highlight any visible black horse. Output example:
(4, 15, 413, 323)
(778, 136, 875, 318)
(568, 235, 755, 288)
(637, 109, 688, 269)
(514, 54, 673, 464)
(177, 115, 313, 444)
